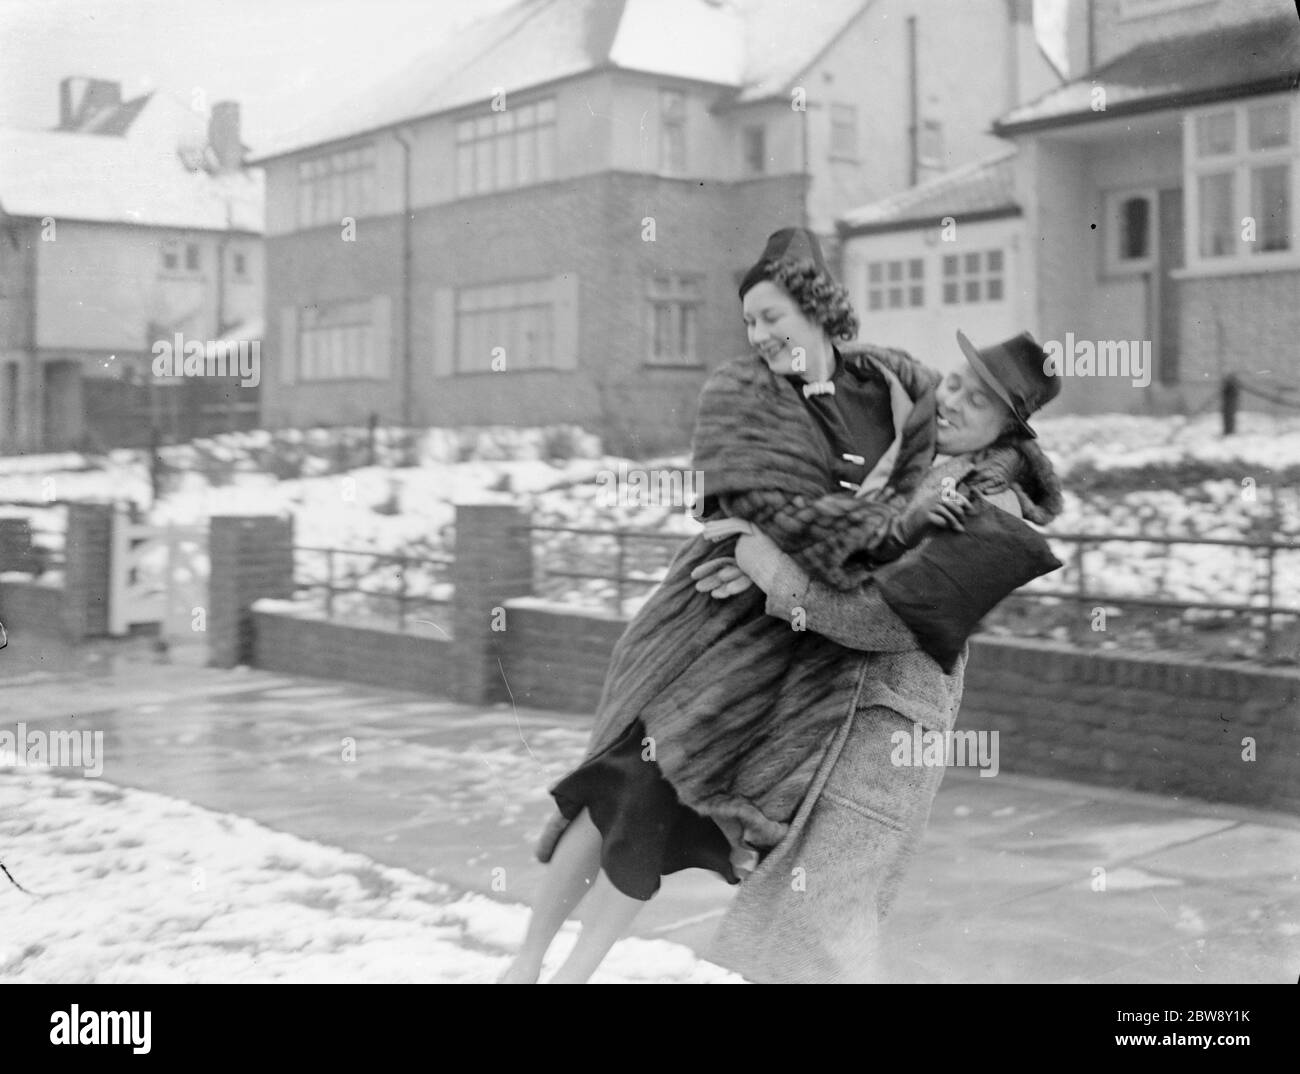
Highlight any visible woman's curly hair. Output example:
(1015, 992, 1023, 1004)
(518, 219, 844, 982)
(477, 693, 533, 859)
(759, 256, 859, 343)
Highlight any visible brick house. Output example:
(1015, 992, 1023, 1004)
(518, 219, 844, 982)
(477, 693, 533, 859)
(252, 0, 1062, 454)
(837, 0, 1300, 416)
(0, 78, 264, 453)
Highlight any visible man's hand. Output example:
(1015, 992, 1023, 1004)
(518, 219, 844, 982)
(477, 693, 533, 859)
(690, 555, 755, 599)
(899, 483, 970, 539)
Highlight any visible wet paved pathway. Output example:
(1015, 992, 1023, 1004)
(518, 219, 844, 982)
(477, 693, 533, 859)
(2, 631, 1297, 982)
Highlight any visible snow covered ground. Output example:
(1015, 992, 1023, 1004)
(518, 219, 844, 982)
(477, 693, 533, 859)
(0, 767, 741, 984)
(1, 414, 1297, 636)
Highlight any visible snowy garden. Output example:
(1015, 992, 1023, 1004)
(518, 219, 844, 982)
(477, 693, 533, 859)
(1, 411, 1298, 663)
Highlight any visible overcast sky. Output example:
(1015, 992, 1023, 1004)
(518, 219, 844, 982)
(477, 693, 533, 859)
(0, 0, 1071, 152)
(0, 0, 518, 149)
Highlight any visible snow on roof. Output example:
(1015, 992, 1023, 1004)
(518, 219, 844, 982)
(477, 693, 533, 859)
(253, 0, 873, 161)
(839, 147, 1020, 235)
(995, 14, 1300, 135)
(0, 98, 264, 232)
(736, 0, 873, 102)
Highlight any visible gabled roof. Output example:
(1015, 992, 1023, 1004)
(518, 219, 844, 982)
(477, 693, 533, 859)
(838, 147, 1020, 237)
(0, 94, 263, 232)
(253, 0, 873, 161)
(995, 14, 1300, 136)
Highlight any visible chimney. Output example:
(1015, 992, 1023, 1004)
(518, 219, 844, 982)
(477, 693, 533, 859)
(58, 76, 121, 129)
(1005, 0, 1037, 110)
(208, 101, 243, 171)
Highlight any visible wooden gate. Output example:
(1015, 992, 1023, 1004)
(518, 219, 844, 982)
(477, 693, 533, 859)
(109, 506, 209, 644)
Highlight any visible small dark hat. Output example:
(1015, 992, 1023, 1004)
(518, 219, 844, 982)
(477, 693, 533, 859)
(955, 329, 1061, 439)
(738, 227, 832, 299)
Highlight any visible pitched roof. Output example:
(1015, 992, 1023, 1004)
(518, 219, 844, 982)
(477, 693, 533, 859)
(995, 14, 1300, 136)
(0, 94, 263, 232)
(838, 147, 1020, 236)
(253, 0, 872, 161)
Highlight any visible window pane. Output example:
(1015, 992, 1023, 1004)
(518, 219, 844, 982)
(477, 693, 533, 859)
(456, 120, 474, 141)
(987, 278, 1004, 301)
(868, 290, 882, 311)
(943, 255, 958, 276)
(1248, 102, 1290, 150)
(496, 130, 515, 189)
(887, 261, 902, 282)
(680, 305, 697, 361)
(517, 127, 537, 185)
(908, 258, 923, 280)
(475, 116, 493, 138)
(475, 138, 493, 193)
(964, 279, 981, 302)
(537, 125, 556, 181)
(888, 287, 902, 308)
(1195, 111, 1235, 156)
(986, 249, 1004, 273)
(964, 252, 980, 273)
(537, 98, 555, 123)
(495, 109, 515, 133)
(943, 282, 958, 304)
(1198, 172, 1235, 257)
(867, 263, 882, 283)
(1251, 163, 1291, 252)
(1120, 197, 1150, 259)
(908, 285, 923, 307)
(456, 145, 474, 194)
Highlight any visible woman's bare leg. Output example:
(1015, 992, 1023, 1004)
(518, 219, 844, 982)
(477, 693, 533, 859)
(498, 809, 604, 983)
(547, 872, 646, 984)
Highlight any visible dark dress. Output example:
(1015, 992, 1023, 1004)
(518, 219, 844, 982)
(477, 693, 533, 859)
(550, 348, 895, 900)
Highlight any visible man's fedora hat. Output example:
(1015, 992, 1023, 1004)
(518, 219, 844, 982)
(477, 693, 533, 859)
(739, 226, 833, 299)
(955, 329, 1061, 439)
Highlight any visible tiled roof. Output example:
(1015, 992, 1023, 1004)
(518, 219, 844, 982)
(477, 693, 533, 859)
(996, 14, 1300, 135)
(253, 0, 874, 161)
(0, 95, 263, 231)
(838, 148, 1020, 236)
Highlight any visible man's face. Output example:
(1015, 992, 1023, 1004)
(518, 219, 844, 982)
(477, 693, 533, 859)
(936, 361, 1014, 454)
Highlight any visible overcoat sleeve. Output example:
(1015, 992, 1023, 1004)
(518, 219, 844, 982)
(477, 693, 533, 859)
(755, 541, 921, 653)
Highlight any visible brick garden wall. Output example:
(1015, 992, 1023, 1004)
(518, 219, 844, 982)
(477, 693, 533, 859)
(251, 610, 456, 695)
(499, 600, 1300, 814)
(0, 578, 64, 637)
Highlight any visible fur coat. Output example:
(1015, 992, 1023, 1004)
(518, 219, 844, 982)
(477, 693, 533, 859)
(536, 343, 940, 859)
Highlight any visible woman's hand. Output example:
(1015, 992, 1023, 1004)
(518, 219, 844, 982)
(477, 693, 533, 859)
(691, 556, 756, 598)
(700, 517, 760, 542)
(733, 530, 786, 593)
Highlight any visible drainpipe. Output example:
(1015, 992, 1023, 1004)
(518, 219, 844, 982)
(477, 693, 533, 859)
(394, 129, 414, 428)
(907, 16, 919, 187)
(799, 95, 810, 229)
(1087, 0, 1096, 73)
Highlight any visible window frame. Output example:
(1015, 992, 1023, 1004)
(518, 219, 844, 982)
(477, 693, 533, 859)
(645, 273, 704, 368)
(830, 103, 859, 162)
(940, 248, 1007, 306)
(453, 277, 559, 374)
(659, 89, 688, 176)
(298, 298, 377, 381)
(453, 97, 557, 197)
(1102, 186, 1159, 276)
(296, 143, 377, 230)
(1183, 94, 1298, 270)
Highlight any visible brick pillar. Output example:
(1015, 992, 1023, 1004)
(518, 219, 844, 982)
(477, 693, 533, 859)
(208, 515, 295, 668)
(452, 503, 533, 704)
(61, 502, 113, 641)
